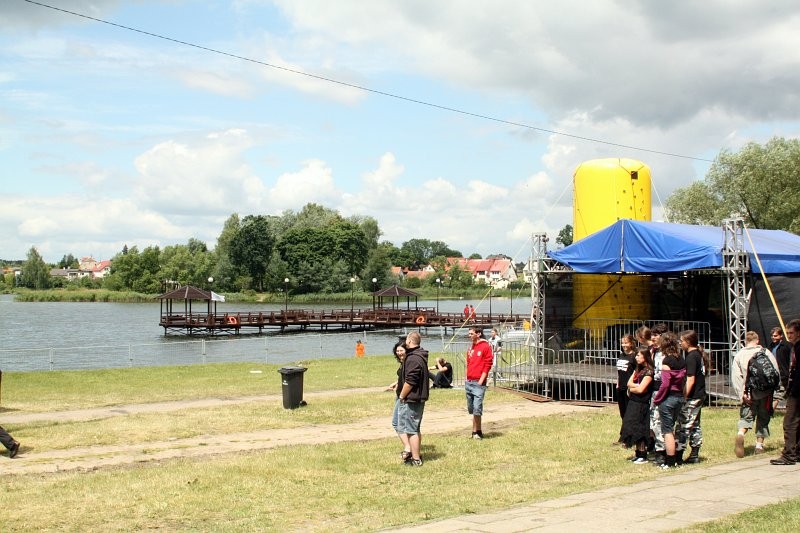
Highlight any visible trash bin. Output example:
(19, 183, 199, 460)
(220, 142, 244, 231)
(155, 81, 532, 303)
(278, 366, 307, 409)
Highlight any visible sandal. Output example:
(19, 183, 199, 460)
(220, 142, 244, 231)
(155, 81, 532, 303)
(400, 450, 412, 463)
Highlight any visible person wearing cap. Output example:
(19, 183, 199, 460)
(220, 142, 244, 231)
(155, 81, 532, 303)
(465, 326, 493, 439)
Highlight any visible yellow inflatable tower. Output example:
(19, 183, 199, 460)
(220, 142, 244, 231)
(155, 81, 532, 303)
(572, 158, 651, 332)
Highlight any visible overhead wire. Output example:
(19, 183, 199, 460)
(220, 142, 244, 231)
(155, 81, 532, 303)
(23, 0, 714, 164)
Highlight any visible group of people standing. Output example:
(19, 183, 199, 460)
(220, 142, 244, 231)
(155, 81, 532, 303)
(615, 324, 707, 469)
(614, 319, 800, 469)
(388, 325, 494, 466)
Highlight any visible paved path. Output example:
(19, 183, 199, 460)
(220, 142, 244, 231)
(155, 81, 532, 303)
(391, 457, 800, 532)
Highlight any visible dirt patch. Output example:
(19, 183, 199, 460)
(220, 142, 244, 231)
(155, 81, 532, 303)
(3, 390, 595, 476)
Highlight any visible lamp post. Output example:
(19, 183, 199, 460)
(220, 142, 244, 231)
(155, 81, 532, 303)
(435, 277, 441, 313)
(350, 276, 356, 322)
(372, 277, 377, 310)
(207, 277, 214, 325)
(489, 284, 493, 321)
(283, 277, 289, 312)
(510, 283, 513, 318)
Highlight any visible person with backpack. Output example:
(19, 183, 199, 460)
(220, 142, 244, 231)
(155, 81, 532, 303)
(731, 331, 780, 458)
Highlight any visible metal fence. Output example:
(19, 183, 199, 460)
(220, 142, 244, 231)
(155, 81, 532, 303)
(445, 318, 738, 406)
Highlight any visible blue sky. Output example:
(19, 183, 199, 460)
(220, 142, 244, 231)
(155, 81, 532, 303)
(2, 0, 799, 264)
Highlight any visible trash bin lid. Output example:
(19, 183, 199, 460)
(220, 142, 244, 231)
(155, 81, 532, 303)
(278, 366, 308, 374)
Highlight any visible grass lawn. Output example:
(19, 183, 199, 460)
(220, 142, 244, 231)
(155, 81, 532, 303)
(0, 359, 792, 531)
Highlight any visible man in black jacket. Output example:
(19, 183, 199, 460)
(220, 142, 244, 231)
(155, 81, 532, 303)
(772, 319, 800, 465)
(397, 331, 430, 466)
(769, 326, 792, 410)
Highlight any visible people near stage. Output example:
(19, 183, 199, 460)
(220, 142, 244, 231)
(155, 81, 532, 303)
(648, 323, 668, 465)
(620, 346, 654, 463)
(613, 334, 637, 445)
(732, 331, 778, 458)
(355, 339, 365, 358)
(652, 331, 686, 469)
(676, 330, 707, 464)
(772, 319, 800, 466)
(429, 357, 453, 388)
(769, 326, 792, 410)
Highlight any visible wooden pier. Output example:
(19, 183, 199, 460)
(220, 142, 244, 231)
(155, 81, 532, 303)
(160, 307, 527, 336)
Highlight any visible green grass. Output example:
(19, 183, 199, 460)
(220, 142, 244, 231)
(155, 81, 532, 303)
(676, 497, 800, 532)
(0, 360, 792, 531)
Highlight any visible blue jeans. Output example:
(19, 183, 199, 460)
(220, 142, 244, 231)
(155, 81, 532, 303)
(396, 401, 425, 434)
(465, 380, 487, 416)
(658, 394, 684, 436)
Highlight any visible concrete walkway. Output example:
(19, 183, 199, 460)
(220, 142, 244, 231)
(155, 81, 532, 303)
(392, 457, 800, 532)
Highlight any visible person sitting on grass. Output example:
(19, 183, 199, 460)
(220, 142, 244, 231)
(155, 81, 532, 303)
(429, 357, 453, 388)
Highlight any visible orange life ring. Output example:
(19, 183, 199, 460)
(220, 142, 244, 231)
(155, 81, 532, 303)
(415, 315, 426, 324)
(226, 316, 239, 326)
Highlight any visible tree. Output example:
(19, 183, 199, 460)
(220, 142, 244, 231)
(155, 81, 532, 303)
(213, 214, 241, 291)
(20, 246, 51, 289)
(229, 215, 274, 291)
(468, 253, 482, 259)
(666, 137, 800, 233)
(556, 224, 573, 248)
(398, 239, 460, 269)
(58, 253, 78, 269)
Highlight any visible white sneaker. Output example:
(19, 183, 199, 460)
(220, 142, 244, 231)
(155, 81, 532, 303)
(633, 457, 648, 464)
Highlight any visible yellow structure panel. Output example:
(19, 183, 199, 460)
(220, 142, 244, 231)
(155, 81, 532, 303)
(571, 158, 652, 331)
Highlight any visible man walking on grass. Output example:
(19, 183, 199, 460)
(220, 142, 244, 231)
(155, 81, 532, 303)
(466, 326, 493, 439)
(397, 331, 429, 466)
(731, 331, 778, 457)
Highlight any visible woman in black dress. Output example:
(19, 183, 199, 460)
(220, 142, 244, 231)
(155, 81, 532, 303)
(621, 346, 655, 464)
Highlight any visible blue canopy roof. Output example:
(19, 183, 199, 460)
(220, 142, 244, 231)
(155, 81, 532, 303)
(548, 220, 800, 274)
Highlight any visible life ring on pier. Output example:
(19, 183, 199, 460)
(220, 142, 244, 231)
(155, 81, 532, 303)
(226, 316, 240, 326)
(415, 315, 426, 325)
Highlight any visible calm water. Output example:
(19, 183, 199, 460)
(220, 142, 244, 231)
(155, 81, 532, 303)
(0, 294, 529, 371)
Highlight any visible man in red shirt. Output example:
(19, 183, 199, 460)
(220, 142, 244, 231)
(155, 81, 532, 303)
(466, 326, 493, 439)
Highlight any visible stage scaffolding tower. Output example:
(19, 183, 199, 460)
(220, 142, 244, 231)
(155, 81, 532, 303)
(722, 218, 749, 353)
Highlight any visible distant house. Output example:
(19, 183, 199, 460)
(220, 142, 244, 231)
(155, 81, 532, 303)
(77, 257, 112, 279)
(446, 257, 518, 288)
(391, 266, 432, 281)
(90, 260, 112, 279)
(50, 268, 91, 280)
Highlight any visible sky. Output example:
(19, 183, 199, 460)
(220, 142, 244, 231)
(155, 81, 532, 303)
(2, 0, 800, 265)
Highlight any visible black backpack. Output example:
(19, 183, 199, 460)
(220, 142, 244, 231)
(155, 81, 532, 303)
(746, 348, 781, 393)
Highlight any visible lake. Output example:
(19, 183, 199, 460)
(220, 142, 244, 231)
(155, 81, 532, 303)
(0, 294, 530, 371)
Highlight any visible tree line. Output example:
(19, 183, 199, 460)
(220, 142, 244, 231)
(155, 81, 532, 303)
(6, 137, 800, 293)
(5, 203, 478, 294)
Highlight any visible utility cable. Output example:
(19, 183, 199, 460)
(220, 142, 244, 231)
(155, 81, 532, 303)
(23, 0, 713, 163)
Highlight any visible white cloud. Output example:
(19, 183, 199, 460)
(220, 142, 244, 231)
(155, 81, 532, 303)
(133, 129, 258, 215)
(267, 159, 340, 208)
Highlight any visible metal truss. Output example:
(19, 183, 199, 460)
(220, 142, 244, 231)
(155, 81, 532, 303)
(530, 233, 549, 350)
(722, 218, 749, 353)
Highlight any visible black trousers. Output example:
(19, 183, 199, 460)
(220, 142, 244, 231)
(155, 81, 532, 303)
(0, 425, 16, 450)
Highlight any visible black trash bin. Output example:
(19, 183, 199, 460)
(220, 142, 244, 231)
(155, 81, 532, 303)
(278, 366, 307, 409)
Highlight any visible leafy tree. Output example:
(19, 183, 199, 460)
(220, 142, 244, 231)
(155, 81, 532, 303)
(229, 215, 274, 291)
(159, 241, 215, 288)
(213, 214, 241, 291)
(104, 245, 162, 293)
(398, 239, 460, 269)
(666, 137, 800, 232)
(20, 246, 51, 289)
(556, 224, 573, 248)
(330, 221, 369, 277)
(58, 253, 78, 269)
(362, 244, 393, 291)
(468, 253, 482, 259)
